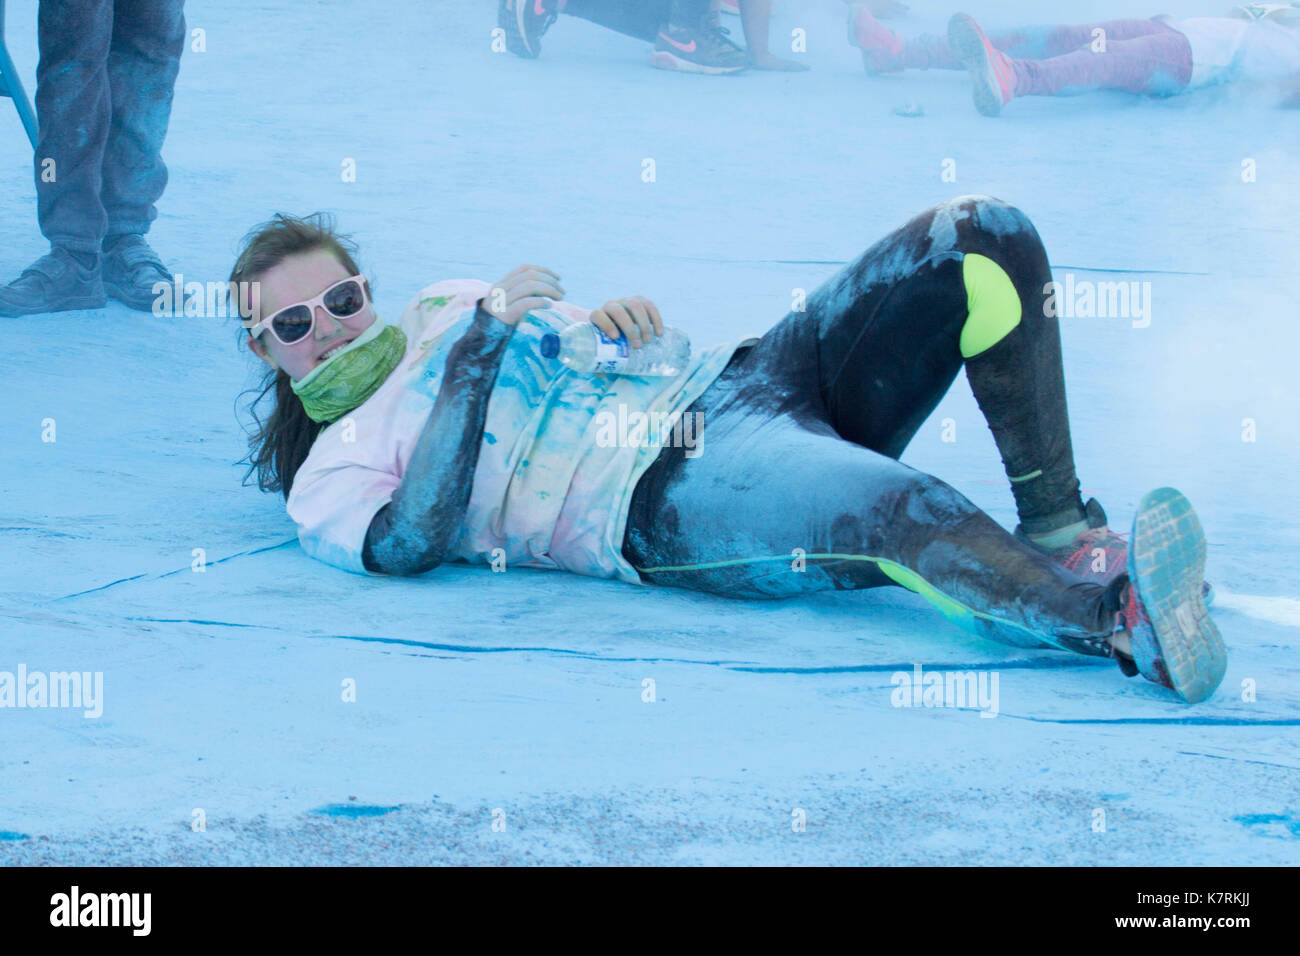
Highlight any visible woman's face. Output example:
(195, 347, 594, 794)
(245, 247, 377, 381)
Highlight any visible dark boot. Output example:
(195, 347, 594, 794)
(102, 235, 173, 312)
(0, 248, 106, 316)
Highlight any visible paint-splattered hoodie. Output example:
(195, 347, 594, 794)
(286, 279, 757, 582)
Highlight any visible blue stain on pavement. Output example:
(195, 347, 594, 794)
(0, 831, 30, 841)
(1233, 813, 1300, 837)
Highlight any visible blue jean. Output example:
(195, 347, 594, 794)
(34, 0, 186, 252)
(622, 197, 1120, 656)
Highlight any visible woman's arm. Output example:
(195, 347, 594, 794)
(362, 304, 510, 575)
(362, 265, 563, 576)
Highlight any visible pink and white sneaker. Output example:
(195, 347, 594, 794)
(1112, 488, 1226, 704)
(846, 4, 904, 74)
(947, 12, 1018, 116)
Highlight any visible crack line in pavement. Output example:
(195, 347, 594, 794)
(997, 713, 1300, 726)
(46, 538, 298, 603)
(1177, 751, 1300, 771)
(311, 632, 1106, 672)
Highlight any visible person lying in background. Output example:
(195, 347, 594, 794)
(848, 2, 1300, 115)
(497, 0, 806, 73)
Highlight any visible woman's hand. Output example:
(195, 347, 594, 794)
(481, 264, 564, 326)
(588, 296, 664, 349)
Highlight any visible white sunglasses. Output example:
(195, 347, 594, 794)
(248, 275, 371, 345)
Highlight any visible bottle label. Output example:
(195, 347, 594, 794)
(591, 327, 629, 374)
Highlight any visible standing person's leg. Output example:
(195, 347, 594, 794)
(98, 0, 186, 311)
(0, 0, 113, 316)
(33, 0, 113, 254)
(100, 0, 186, 246)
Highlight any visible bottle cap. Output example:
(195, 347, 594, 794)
(539, 333, 560, 359)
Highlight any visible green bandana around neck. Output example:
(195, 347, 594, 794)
(290, 318, 408, 423)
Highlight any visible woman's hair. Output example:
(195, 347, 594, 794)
(231, 212, 365, 499)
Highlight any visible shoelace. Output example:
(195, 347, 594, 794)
(698, 11, 744, 53)
(714, 24, 744, 51)
(1059, 527, 1127, 575)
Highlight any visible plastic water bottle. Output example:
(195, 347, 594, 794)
(539, 323, 691, 377)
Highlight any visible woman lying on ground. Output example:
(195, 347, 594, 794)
(230, 196, 1226, 703)
(848, 3, 1300, 115)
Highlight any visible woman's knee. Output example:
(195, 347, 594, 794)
(941, 196, 1050, 300)
(917, 195, 1043, 267)
(956, 195, 1040, 246)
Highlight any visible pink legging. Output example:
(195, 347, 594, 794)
(905, 18, 1194, 96)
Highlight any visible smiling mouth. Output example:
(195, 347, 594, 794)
(318, 340, 353, 363)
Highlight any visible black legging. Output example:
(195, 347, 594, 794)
(622, 196, 1121, 656)
(561, 0, 706, 42)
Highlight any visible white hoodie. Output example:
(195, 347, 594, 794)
(287, 278, 757, 582)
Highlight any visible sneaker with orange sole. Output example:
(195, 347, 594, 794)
(847, 4, 905, 73)
(1113, 487, 1226, 703)
(947, 12, 1018, 116)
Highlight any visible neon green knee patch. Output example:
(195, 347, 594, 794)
(960, 253, 1021, 358)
